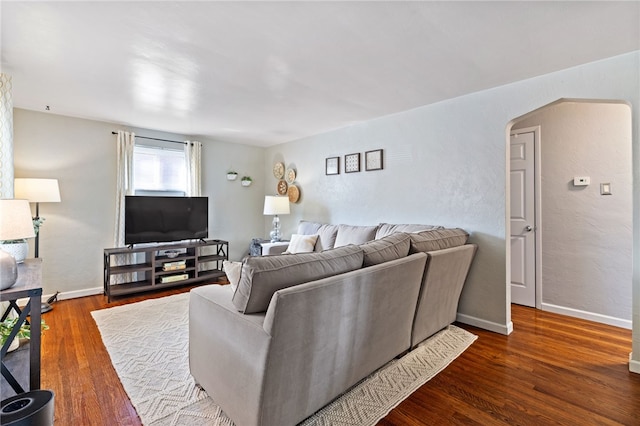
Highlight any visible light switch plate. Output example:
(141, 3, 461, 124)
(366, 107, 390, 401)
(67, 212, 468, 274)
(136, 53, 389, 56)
(601, 183, 612, 195)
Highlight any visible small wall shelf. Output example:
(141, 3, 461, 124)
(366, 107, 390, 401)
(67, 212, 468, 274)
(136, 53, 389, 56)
(103, 239, 228, 302)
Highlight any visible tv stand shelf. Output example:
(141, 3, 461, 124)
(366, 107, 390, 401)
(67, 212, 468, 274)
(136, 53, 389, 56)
(103, 239, 228, 302)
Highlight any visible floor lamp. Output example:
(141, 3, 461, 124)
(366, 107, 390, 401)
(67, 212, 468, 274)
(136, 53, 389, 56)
(14, 178, 61, 312)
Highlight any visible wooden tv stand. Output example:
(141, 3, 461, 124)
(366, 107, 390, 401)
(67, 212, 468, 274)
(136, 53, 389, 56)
(103, 239, 228, 302)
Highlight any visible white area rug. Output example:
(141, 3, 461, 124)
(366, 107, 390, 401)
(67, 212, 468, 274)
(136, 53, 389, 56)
(92, 292, 477, 426)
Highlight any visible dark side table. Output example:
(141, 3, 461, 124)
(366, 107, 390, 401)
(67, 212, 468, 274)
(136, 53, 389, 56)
(0, 259, 43, 396)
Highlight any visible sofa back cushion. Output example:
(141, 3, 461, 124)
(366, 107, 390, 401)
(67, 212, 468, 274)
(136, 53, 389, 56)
(297, 220, 323, 236)
(408, 228, 469, 253)
(334, 224, 378, 248)
(315, 224, 339, 251)
(232, 245, 364, 314)
(360, 232, 411, 267)
(375, 223, 443, 239)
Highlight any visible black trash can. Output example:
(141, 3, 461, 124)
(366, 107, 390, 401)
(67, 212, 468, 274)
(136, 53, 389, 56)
(0, 390, 54, 426)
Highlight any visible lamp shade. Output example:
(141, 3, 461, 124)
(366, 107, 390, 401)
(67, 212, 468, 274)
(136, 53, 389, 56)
(263, 196, 290, 215)
(14, 178, 61, 203)
(0, 199, 36, 240)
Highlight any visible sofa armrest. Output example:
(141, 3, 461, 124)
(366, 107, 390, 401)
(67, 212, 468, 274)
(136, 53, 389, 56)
(411, 244, 477, 348)
(189, 285, 271, 426)
(261, 241, 289, 255)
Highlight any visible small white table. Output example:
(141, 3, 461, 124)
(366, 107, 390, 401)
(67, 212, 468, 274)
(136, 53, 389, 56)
(260, 241, 290, 256)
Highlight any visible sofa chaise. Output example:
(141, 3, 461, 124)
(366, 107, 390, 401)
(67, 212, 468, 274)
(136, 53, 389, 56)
(189, 222, 477, 426)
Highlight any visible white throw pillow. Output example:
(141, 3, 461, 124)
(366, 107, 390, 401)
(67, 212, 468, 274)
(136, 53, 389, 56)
(223, 260, 242, 292)
(284, 234, 319, 254)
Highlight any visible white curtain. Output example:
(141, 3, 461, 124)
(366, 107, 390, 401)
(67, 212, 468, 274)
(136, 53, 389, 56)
(113, 131, 135, 283)
(184, 141, 202, 196)
(114, 131, 135, 246)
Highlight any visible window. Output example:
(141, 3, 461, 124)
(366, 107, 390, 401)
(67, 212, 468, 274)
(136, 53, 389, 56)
(133, 145, 186, 196)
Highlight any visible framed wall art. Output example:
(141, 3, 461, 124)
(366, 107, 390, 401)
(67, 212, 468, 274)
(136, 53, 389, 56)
(365, 149, 383, 171)
(344, 153, 360, 173)
(326, 157, 339, 175)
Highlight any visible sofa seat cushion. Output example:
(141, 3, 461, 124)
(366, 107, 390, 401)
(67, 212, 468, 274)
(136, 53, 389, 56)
(360, 232, 411, 267)
(334, 224, 378, 248)
(375, 223, 443, 239)
(408, 228, 469, 253)
(232, 245, 364, 314)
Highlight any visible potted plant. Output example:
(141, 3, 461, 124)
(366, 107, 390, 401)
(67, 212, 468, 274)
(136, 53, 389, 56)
(226, 171, 238, 181)
(0, 317, 49, 352)
(241, 176, 252, 187)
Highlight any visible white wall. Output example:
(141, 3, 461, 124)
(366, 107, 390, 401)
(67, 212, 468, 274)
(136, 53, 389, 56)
(13, 109, 265, 298)
(514, 101, 632, 326)
(265, 51, 640, 340)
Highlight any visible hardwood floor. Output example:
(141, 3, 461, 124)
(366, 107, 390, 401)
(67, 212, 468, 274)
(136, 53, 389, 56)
(35, 286, 639, 425)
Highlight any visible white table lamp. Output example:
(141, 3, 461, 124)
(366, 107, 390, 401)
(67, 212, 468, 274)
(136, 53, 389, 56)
(263, 196, 290, 243)
(0, 199, 36, 290)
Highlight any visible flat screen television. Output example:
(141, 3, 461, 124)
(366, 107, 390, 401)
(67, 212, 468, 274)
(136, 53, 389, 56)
(125, 196, 209, 245)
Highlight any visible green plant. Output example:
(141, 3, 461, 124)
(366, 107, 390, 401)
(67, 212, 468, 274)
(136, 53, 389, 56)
(33, 217, 46, 235)
(227, 171, 238, 175)
(241, 176, 252, 182)
(0, 317, 49, 346)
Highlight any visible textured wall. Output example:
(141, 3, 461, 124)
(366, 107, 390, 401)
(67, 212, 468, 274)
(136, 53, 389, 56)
(514, 101, 632, 324)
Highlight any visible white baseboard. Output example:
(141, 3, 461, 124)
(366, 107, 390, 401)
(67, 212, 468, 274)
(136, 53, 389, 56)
(15, 287, 103, 308)
(629, 353, 640, 374)
(540, 302, 632, 330)
(53, 287, 103, 301)
(456, 313, 513, 335)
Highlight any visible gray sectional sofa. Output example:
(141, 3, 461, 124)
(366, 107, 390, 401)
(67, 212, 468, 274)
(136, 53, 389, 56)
(189, 222, 477, 426)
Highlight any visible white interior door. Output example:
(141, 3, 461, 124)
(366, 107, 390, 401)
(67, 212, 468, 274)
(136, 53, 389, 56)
(510, 131, 536, 307)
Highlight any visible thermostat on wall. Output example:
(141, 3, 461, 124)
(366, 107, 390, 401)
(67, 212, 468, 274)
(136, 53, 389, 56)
(573, 176, 590, 186)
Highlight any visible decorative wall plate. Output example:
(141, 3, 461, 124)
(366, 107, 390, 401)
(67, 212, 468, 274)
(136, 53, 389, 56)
(273, 162, 285, 179)
(287, 185, 300, 203)
(277, 179, 288, 195)
(285, 168, 296, 184)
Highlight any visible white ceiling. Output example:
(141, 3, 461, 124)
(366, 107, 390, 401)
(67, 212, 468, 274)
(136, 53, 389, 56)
(2, 1, 639, 147)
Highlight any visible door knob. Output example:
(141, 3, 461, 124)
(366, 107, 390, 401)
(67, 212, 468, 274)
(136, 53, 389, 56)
(525, 225, 533, 232)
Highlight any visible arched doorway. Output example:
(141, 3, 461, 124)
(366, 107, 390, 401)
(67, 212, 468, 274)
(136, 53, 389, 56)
(507, 99, 633, 328)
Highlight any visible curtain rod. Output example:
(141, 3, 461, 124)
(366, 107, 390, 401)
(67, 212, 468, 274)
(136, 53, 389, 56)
(111, 131, 187, 145)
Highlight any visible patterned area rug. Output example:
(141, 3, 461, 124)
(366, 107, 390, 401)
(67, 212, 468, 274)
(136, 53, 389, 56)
(92, 292, 477, 426)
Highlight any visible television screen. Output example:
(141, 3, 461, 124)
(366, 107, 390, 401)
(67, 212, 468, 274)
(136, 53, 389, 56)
(125, 196, 209, 245)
